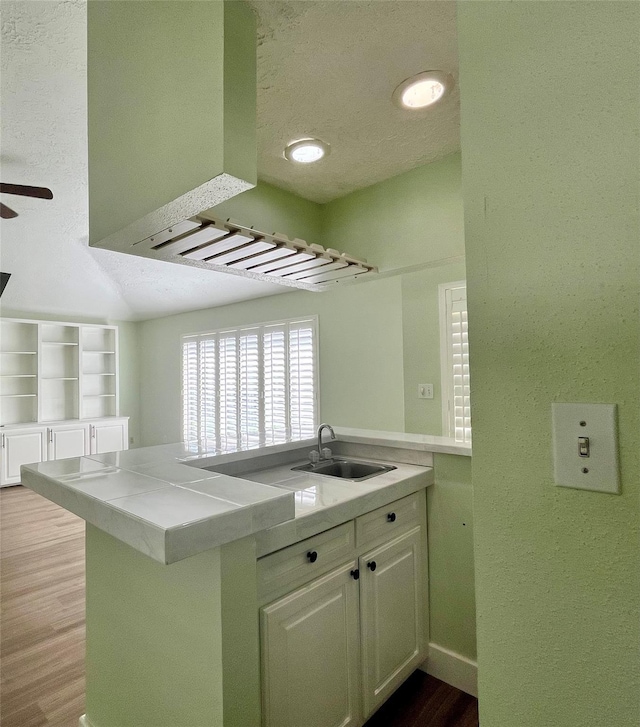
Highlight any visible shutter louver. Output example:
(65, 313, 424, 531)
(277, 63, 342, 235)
(239, 331, 260, 449)
(183, 339, 199, 443)
(182, 318, 318, 449)
(263, 326, 288, 445)
(218, 335, 238, 451)
(441, 284, 471, 443)
(289, 324, 316, 440)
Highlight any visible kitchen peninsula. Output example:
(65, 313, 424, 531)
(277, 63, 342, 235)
(22, 428, 469, 727)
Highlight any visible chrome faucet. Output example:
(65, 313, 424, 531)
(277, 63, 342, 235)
(316, 423, 336, 461)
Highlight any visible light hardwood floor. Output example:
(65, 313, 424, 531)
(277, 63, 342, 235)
(1, 485, 85, 727)
(1, 485, 478, 727)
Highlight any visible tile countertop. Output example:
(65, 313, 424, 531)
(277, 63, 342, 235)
(242, 458, 434, 558)
(334, 427, 471, 456)
(21, 428, 452, 565)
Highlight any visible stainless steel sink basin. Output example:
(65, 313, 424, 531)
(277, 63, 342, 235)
(291, 458, 396, 482)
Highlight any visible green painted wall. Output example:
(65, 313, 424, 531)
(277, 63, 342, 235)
(402, 261, 467, 436)
(222, 0, 257, 186)
(88, 1, 256, 243)
(209, 182, 324, 244)
(85, 527, 261, 727)
(322, 153, 465, 273)
(429, 454, 475, 659)
(458, 2, 640, 724)
(86, 525, 224, 727)
(138, 276, 406, 447)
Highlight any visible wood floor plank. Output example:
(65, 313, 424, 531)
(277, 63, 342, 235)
(362, 668, 479, 727)
(1, 485, 479, 727)
(1, 486, 86, 727)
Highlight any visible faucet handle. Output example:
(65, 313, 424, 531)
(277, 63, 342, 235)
(309, 449, 320, 464)
(321, 447, 332, 461)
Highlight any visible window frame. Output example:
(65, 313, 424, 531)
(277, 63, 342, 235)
(438, 281, 471, 442)
(181, 315, 320, 450)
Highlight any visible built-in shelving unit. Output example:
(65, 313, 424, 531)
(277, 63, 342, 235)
(0, 318, 120, 427)
(0, 321, 39, 424)
(81, 326, 117, 419)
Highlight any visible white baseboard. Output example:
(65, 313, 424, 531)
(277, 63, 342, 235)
(420, 642, 478, 697)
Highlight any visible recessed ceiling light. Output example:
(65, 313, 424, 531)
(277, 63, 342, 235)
(284, 138, 330, 164)
(392, 71, 453, 110)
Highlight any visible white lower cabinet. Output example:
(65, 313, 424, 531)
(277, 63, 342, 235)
(0, 417, 129, 486)
(259, 491, 428, 727)
(359, 527, 425, 717)
(261, 562, 361, 727)
(0, 428, 47, 485)
(48, 423, 90, 460)
(90, 421, 127, 455)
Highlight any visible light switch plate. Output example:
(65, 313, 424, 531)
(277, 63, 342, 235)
(418, 384, 434, 399)
(551, 403, 620, 494)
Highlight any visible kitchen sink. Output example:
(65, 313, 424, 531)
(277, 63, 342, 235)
(291, 458, 396, 482)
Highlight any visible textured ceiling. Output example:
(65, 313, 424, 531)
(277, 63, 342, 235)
(250, 0, 460, 203)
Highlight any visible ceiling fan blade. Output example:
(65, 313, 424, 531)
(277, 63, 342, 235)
(0, 203, 18, 219)
(0, 183, 53, 200)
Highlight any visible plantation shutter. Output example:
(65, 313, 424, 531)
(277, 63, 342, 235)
(183, 340, 199, 444)
(182, 318, 318, 449)
(288, 321, 316, 441)
(263, 324, 288, 446)
(442, 284, 471, 443)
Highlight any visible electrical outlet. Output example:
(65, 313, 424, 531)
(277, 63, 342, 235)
(418, 384, 434, 399)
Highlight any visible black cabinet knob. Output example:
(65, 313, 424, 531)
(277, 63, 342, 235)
(351, 569, 360, 580)
(367, 561, 377, 572)
(307, 550, 318, 563)
(387, 512, 397, 522)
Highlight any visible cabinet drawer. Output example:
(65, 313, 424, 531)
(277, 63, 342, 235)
(356, 491, 424, 552)
(257, 521, 355, 604)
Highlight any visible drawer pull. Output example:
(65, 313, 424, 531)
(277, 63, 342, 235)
(367, 561, 377, 572)
(351, 569, 360, 580)
(307, 550, 318, 563)
(387, 512, 397, 523)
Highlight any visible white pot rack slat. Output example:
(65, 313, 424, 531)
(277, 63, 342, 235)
(130, 212, 377, 291)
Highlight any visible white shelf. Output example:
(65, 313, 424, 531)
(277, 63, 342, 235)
(0, 318, 119, 426)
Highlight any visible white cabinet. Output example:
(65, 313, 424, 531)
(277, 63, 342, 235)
(90, 420, 127, 455)
(0, 418, 128, 487)
(258, 491, 428, 727)
(1, 428, 47, 485)
(261, 563, 361, 727)
(359, 527, 425, 717)
(1, 317, 127, 487)
(48, 423, 90, 460)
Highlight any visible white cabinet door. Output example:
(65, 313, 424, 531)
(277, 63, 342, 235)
(90, 421, 127, 454)
(49, 424, 90, 460)
(261, 562, 361, 727)
(0, 428, 47, 486)
(359, 527, 425, 719)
